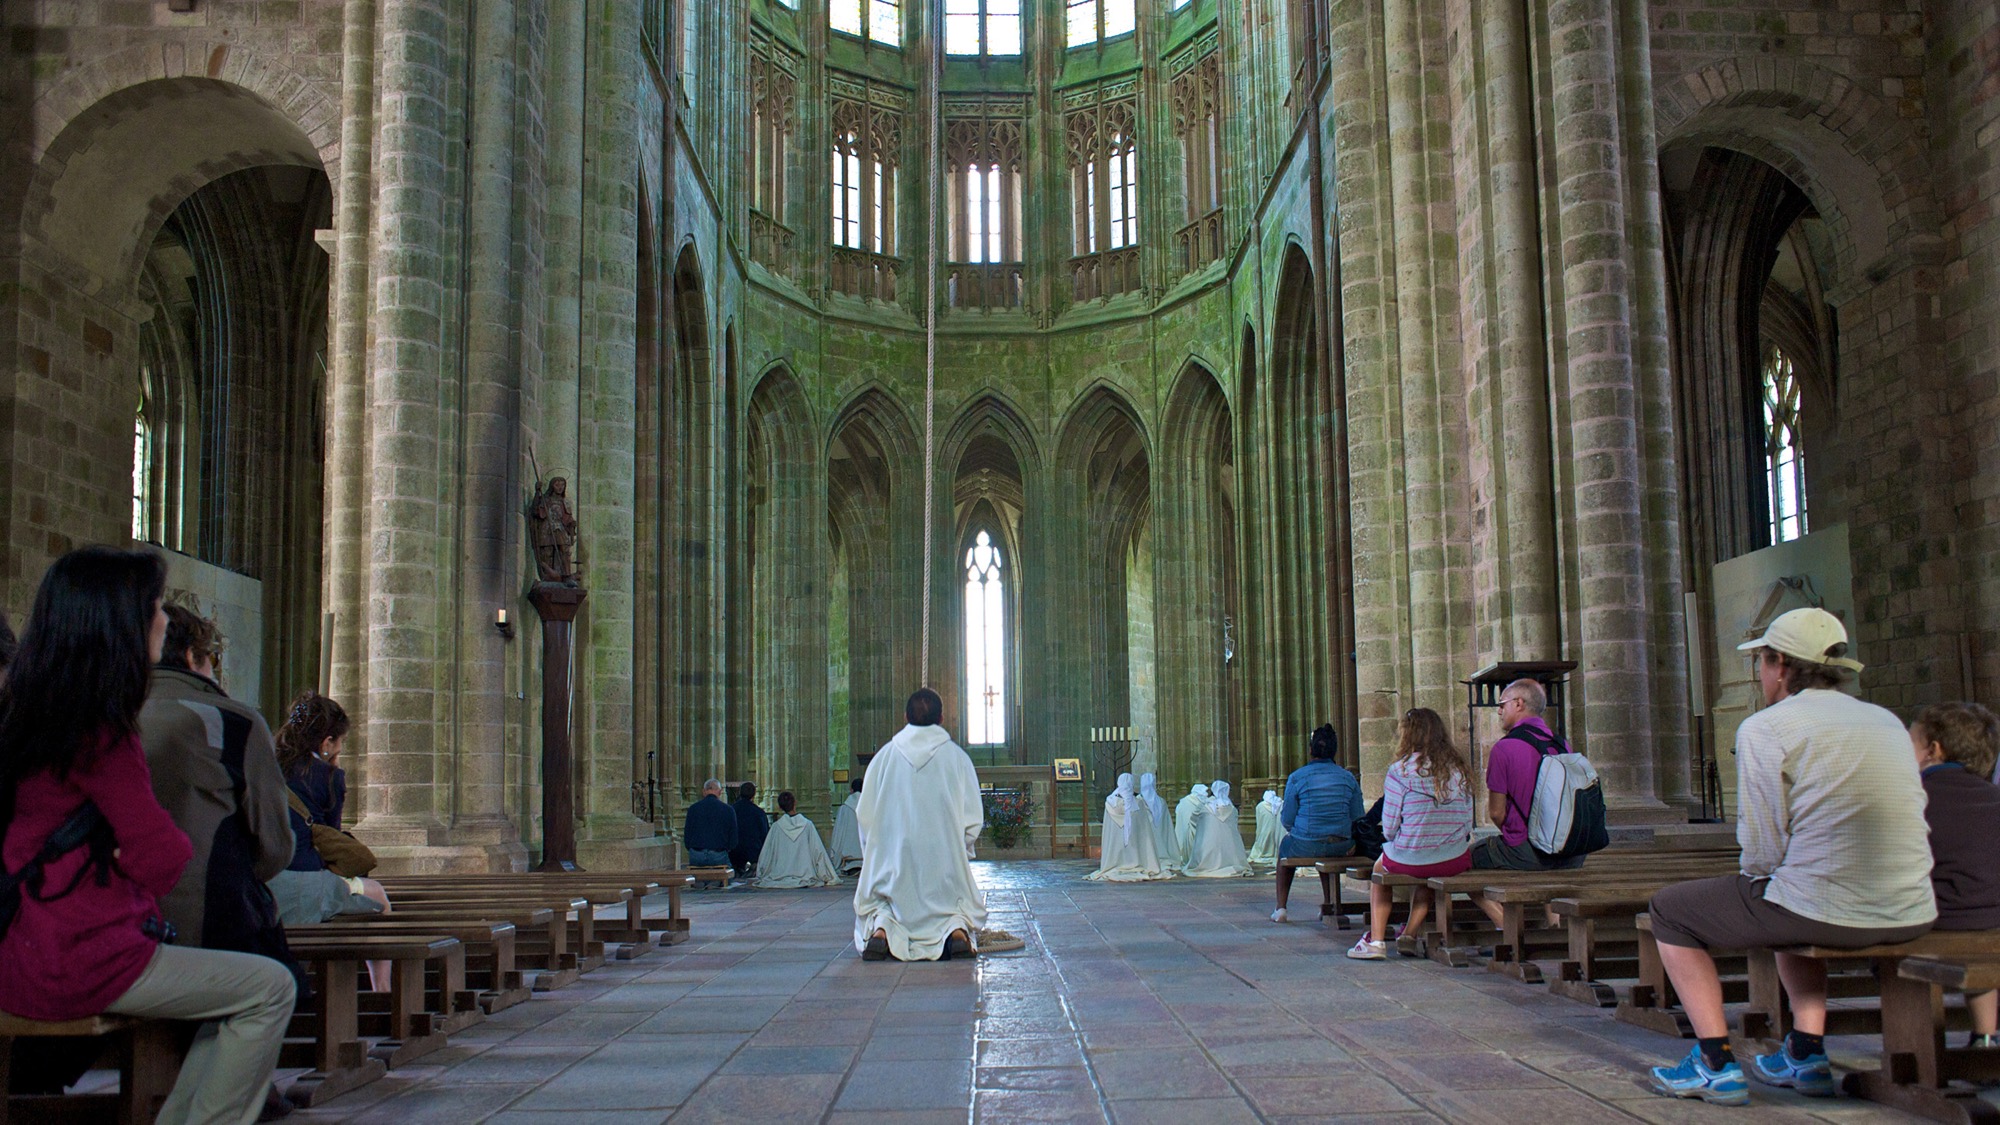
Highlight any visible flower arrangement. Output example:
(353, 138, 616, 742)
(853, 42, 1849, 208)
(981, 786, 1036, 849)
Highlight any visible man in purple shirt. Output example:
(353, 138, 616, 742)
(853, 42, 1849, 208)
(1471, 678, 1583, 872)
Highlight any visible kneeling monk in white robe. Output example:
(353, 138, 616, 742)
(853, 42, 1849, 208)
(1248, 788, 1284, 870)
(1087, 773, 1170, 882)
(1183, 780, 1253, 877)
(757, 791, 839, 888)
(853, 688, 988, 961)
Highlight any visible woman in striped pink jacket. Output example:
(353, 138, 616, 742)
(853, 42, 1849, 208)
(1347, 708, 1475, 960)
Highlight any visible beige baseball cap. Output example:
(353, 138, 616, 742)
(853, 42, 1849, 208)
(1736, 607, 1865, 671)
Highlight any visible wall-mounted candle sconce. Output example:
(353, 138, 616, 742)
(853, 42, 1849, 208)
(495, 607, 514, 640)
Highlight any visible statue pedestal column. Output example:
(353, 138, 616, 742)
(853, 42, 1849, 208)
(529, 583, 587, 872)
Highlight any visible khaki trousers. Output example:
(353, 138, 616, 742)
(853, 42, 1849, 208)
(104, 943, 297, 1125)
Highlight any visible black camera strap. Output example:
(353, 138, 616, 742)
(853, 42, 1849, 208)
(0, 800, 112, 943)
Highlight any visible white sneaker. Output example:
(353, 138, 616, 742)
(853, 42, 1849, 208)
(1345, 937, 1388, 960)
(1270, 908, 1289, 923)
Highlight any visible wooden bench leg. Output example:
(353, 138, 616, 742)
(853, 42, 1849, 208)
(1741, 948, 1787, 1044)
(1843, 970, 2000, 1124)
(1317, 869, 1338, 926)
(120, 1018, 180, 1125)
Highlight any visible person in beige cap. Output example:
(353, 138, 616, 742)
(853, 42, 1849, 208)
(1645, 607, 1936, 1106)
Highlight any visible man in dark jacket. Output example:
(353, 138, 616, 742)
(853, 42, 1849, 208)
(730, 782, 770, 877)
(683, 778, 738, 867)
(139, 606, 295, 952)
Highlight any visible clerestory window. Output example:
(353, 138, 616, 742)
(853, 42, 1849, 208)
(131, 412, 150, 542)
(946, 0, 1022, 57)
(1762, 344, 1808, 544)
(832, 0, 902, 46)
(964, 530, 1006, 745)
(1067, 0, 1135, 47)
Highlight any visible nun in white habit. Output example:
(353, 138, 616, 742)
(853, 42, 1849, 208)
(852, 688, 988, 961)
(1087, 773, 1170, 882)
(831, 777, 865, 875)
(1247, 788, 1284, 869)
(1139, 773, 1178, 873)
(756, 792, 839, 888)
(1174, 783, 1210, 866)
(1183, 780, 1252, 878)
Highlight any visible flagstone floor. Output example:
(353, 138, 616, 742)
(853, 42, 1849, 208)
(292, 860, 1980, 1124)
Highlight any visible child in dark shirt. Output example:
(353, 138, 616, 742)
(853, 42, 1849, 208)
(1911, 701, 2000, 1047)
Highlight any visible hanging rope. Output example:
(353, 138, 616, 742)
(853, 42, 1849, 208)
(920, 0, 943, 686)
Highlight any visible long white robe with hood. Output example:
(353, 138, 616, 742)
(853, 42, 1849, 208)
(1174, 783, 1210, 865)
(1248, 789, 1284, 869)
(1087, 773, 1170, 882)
(757, 813, 839, 888)
(1183, 780, 1252, 877)
(1139, 773, 1177, 872)
(831, 791, 865, 873)
(851, 723, 989, 960)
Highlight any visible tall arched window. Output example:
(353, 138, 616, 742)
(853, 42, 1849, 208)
(1761, 344, 1807, 544)
(964, 529, 1006, 745)
(131, 410, 151, 542)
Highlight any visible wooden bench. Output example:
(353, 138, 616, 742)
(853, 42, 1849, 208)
(1306, 856, 1378, 929)
(284, 934, 461, 1068)
(1613, 912, 1753, 1038)
(271, 955, 388, 1108)
(380, 873, 688, 956)
(0, 1013, 181, 1125)
(305, 918, 528, 1015)
(1740, 931, 2000, 1045)
(371, 891, 604, 977)
(1836, 956, 2000, 1124)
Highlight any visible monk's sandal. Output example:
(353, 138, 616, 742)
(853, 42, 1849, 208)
(863, 934, 890, 961)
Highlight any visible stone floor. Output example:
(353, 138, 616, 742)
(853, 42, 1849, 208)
(291, 860, 1987, 1124)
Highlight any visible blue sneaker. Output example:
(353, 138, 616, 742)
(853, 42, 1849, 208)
(1650, 1045, 1750, 1106)
(1750, 1045, 1835, 1096)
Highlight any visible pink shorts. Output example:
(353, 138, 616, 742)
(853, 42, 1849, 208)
(1380, 852, 1472, 878)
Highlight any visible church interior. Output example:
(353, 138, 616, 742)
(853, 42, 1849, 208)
(5, 0, 2000, 1120)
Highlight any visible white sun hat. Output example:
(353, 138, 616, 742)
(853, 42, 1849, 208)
(1736, 607, 1864, 672)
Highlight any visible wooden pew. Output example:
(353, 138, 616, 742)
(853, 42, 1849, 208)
(303, 918, 527, 1015)
(355, 902, 576, 991)
(1614, 912, 1752, 1038)
(285, 934, 461, 1068)
(1739, 931, 2000, 1045)
(0, 1013, 181, 1125)
(380, 873, 689, 957)
(372, 891, 603, 977)
(1283, 856, 1366, 927)
(274, 956, 388, 1108)
(1839, 956, 2000, 1124)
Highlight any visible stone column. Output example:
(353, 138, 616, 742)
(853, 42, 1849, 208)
(572, 0, 665, 869)
(1457, 0, 1560, 659)
(357, 0, 452, 857)
(455, 0, 529, 866)
(1541, 0, 1667, 811)
(1618, 0, 1691, 809)
(325, 0, 377, 790)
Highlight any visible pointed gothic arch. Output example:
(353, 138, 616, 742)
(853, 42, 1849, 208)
(1158, 361, 1237, 789)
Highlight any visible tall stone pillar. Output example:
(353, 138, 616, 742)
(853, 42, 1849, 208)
(1455, 0, 1560, 659)
(456, 0, 529, 866)
(325, 0, 377, 770)
(356, 0, 455, 860)
(1540, 0, 1669, 812)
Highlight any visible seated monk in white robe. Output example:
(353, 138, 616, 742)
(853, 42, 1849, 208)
(1183, 780, 1252, 878)
(1140, 773, 1178, 873)
(1248, 788, 1284, 869)
(853, 688, 988, 961)
(1174, 783, 1209, 867)
(757, 791, 839, 888)
(1087, 773, 1170, 882)
(831, 776, 865, 875)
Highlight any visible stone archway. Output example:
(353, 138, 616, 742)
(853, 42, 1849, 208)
(1158, 361, 1236, 791)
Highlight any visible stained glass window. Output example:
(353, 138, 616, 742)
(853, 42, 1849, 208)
(1762, 344, 1808, 544)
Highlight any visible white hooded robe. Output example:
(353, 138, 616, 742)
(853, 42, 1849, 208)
(831, 791, 865, 874)
(1174, 783, 1210, 866)
(757, 813, 839, 888)
(1087, 773, 1170, 882)
(1248, 789, 1284, 869)
(1183, 780, 1252, 877)
(851, 723, 989, 960)
(1139, 773, 1177, 873)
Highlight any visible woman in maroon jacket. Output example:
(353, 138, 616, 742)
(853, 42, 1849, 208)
(0, 548, 295, 1125)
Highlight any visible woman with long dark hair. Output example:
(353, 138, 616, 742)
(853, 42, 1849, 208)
(269, 691, 391, 989)
(0, 547, 295, 1125)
